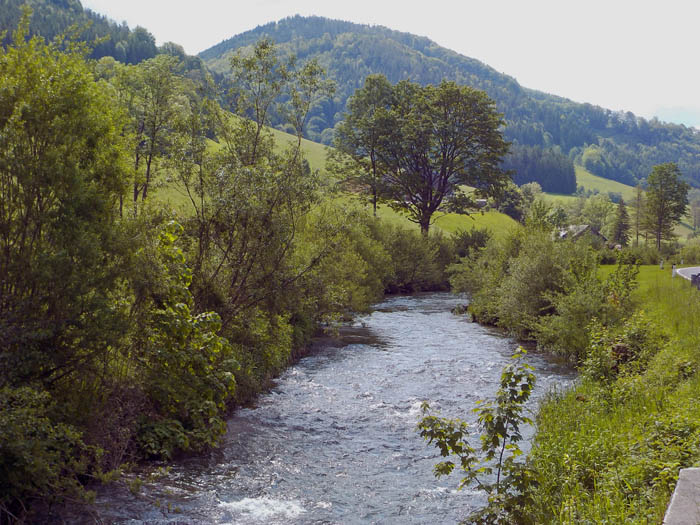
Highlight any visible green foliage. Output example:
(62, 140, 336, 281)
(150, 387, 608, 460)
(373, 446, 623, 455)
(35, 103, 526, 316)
(452, 227, 567, 338)
(453, 227, 492, 259)
(580, 193, 615, 237)
(418, 348, 536, 524)
(0, 15, 129, 387)
(0, 387, 94, 522)
(330, 74, 393, 215)
(494, 182, 526, 222)
(528, 381, 700, 523)
(293, 205, 392, 318)
(135, 222, 238, 458)
(0, 0, 158, 64)
(125, 54, 184, 206)
(379, 225, 453, 293)
(534, 252, 639, 361)
(582, 312, 666, 384)
(643, 162, 690, 250)
(201, 15, 700, 186)
(336, 77, 510, 234)
(453, 220, 639, 360)
(523, 266, 700, 523)
(680, 237, 700, 263)
(611, 198, 631, 246)
(623, 243, 661, 265)
(503, 144, 576, 194)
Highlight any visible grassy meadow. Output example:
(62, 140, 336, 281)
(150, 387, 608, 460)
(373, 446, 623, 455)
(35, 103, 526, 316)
(153, 125, 520, 240)
(152, 123, 693, 243)
(575, 166, 637, 201)
(530, 265, 700, 522)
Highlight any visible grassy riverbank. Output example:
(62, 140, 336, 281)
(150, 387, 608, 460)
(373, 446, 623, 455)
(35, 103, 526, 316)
(527, 266, 700, 522)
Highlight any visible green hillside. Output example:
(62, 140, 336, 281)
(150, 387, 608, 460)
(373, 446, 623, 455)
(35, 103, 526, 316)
(200, 15, 700, 188)
(374, 204, 518, 238)
(575, 165, 636, 201)
(155, 120, 518, 238)
(269, 128, 327, 172)
(1, 0, 160, 63)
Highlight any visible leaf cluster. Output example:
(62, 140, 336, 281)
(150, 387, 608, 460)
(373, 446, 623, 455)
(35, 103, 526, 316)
(418, 348, 536, 524)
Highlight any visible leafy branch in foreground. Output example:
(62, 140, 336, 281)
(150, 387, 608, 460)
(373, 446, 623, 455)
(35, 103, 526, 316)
(418, 348, 536, 524)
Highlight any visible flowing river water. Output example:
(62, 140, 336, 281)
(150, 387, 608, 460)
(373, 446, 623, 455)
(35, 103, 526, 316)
(85, 293, 573, 524)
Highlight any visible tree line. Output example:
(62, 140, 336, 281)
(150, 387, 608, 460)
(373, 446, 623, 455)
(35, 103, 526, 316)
(0, 18, 489, 520)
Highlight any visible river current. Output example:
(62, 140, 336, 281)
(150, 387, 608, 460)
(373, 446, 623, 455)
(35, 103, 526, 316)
(85, 293, 572, 524)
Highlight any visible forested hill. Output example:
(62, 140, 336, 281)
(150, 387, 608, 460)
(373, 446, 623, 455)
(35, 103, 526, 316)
(200, 15, 700, 188)
(2, 0, 160, 64)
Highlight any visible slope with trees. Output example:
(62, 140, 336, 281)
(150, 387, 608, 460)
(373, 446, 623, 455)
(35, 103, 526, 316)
(200, 15, 700, 188)
(0, 0, 159, 63)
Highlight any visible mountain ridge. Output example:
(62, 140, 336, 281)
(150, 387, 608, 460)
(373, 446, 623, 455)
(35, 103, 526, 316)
(2, 5, 699, 188)
(199, 15, 700, 188)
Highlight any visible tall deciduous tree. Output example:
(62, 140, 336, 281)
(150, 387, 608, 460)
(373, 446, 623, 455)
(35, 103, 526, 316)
(643, 162, 689, 250)
(172, 39, 336, 325)
(0, 16, 129, 386)
(128, 54, 182, 207)
(229, 37, 293, 165)
(338, 77, 510, 233)
(332, 74, 393, 216)
(285, 58, 335, 152)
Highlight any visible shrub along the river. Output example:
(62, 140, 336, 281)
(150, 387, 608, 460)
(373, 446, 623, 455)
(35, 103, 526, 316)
(449, 223, 638, 361)
(521, 266, 700, 523)
(447, 219, 700, 521)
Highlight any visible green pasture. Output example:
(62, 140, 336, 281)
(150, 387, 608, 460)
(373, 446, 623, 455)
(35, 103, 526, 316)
(152, 125, 519, 238)
(575, 165, 636, 200)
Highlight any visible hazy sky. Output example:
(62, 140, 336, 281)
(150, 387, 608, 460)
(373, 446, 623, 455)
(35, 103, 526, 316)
(81, 0, 700, 127)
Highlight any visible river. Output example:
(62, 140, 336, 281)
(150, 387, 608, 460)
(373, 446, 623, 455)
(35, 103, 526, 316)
(83, 293, 573, 524)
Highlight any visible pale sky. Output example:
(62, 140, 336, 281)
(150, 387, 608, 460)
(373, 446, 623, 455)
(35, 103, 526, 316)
(81, 0, 700, 128)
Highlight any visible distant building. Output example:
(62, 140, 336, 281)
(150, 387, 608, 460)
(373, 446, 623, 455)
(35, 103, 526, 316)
(557, 224, 608, 242)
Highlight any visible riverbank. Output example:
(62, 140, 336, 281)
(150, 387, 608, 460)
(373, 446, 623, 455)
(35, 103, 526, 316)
(526, 265, 700, 522)
(59, 293, 572, 524)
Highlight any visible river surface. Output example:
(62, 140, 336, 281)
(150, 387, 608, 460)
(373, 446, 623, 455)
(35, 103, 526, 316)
(87, 293, 573, 524)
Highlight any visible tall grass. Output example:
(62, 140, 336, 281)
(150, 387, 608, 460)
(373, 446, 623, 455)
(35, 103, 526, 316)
(528, 265, 700, 523)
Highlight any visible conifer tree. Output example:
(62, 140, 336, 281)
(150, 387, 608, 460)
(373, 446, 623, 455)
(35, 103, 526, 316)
(611, 198, 631, 246)
(630, 184, 645, 246)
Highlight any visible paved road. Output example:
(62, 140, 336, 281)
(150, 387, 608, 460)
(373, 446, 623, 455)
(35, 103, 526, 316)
(675, 266, 700, 281)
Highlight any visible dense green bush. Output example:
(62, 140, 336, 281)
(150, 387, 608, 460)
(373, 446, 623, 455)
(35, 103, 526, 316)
(452, 224, 638, 361)
(452, 227, 492, 260)
(680, 238, 700, 264)
(134, 223, 238, 458)
(582, 312, 666, 384)
(452, 227, 580, 340)
(535, 253, 638, 361)
(624, 244, 661, 265)
(0, 387, 94, 521)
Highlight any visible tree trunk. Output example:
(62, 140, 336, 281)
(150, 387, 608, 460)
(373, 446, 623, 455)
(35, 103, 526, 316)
(420, 219, 430, 235)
